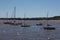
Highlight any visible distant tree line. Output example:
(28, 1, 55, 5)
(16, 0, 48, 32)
(0, 16, 60, 20)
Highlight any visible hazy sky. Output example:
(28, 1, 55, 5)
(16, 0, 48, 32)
(0, 0, 60, 18)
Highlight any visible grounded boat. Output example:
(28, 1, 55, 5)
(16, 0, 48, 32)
(21, 13, 30, 27)
(9, 22, 22, 25)
(44, 27, 55, 30)
(4, 7, 22, 25)
(4, 22, 12, 24)
(43, 11, 56, 30)
(44, 24, 55, 30)
(4, 20, 22, 25)
(21, 24, 30, 27)
(36, 23, 43, 26)
(4, 12, 12, 24)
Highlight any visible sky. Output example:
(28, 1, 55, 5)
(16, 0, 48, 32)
(0, 0, 60, 18)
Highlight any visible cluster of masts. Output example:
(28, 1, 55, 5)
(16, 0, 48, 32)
(4, 6, 56, 30)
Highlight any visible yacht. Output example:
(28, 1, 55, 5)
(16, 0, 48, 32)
(4, 7, 22, 25)
(43, 11, 56, 30)
(36, 23, 43, 26)
(21, 13, 30, 27)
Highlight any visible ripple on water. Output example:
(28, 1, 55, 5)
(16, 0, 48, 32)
(0, 26, 60, 40)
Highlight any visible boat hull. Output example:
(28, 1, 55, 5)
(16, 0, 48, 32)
(44, 27, 55, 30)
(21, 25, 30, 27)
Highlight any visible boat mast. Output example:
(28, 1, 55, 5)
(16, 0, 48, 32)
(6, 12, 8, 18)
(14, 6, 16, 23)
(46, 11, 48, 26)
(24, 13, 26, 25)
(6, 12, 8, 22)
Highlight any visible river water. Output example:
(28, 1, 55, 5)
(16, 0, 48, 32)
(0, 25, 60, 40)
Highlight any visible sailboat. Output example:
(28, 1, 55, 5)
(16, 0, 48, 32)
(9, 7, 22, 25)
(4, 12, 12, 24)
(21, 13, 30, 27)
(4, 7, 22, 25)
(36, 22, 43, 26)
(9, 6, 17, 25)
(43, 11, 56, 30)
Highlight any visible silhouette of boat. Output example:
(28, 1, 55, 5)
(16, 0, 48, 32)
(9, 21, 22, 25)
(43, 11, 56, 30)
(4, 7, 22, 25)
(44, 24, 55, 30)
(10, 7, 22, 25)
(21, 13, 30, 27)
(44, 27, 55, 30)
(4, 22, 12, 24)
(4, 12, 12, 24)
(21, 24, 30, 27)
(36, 23, 43, 26)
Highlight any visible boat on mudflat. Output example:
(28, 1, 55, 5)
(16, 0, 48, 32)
(43, 11, 56, 30)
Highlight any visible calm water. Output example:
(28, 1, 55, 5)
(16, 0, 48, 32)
(0, 25, 60, 40)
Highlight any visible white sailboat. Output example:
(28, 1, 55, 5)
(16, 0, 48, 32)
(43, 11, 55, 30)
(21, 13, 30, 27)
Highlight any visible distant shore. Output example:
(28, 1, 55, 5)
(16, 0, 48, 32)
(0, 16, 60, 20)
